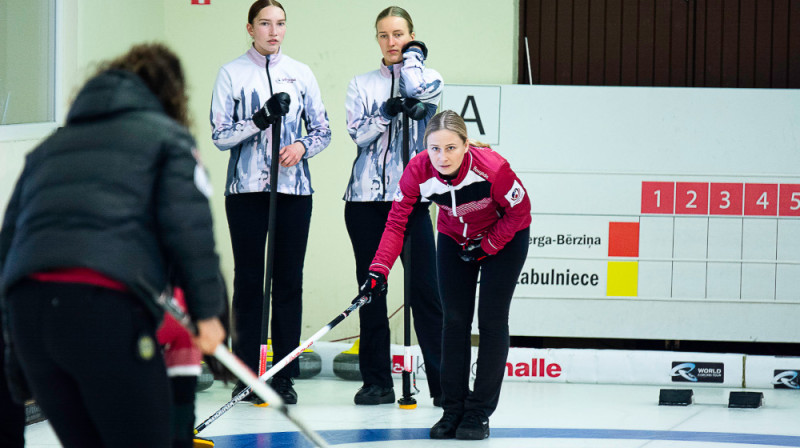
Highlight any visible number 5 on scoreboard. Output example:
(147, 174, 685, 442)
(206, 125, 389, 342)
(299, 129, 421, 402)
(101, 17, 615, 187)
(779, 184, 800, 217)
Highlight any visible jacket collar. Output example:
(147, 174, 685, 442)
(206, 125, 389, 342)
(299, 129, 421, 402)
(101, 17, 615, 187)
(247, 45, 282, 68)
(379, 60, 402, 78)
(434, 148, 475, 186)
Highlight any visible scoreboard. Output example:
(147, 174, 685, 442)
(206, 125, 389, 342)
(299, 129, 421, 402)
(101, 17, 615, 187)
(441, 84, 800, 343)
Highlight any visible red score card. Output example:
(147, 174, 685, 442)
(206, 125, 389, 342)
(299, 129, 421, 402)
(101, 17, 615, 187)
(675, 182, 709, 215)
(779, 184, 800, 217)
(710, 183, 743, 215)
(744, 184, 778, 216)
(641, 182, 674, 214)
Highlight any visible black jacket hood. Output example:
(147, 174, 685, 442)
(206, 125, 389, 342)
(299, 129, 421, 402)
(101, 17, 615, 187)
(67, 69, 164, 124)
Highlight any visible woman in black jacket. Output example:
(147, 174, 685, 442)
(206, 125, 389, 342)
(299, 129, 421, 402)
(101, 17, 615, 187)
(0, 43, 225, 448)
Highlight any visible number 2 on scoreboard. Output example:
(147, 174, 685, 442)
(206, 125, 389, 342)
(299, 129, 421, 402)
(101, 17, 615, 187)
(676, 182, 708, 214)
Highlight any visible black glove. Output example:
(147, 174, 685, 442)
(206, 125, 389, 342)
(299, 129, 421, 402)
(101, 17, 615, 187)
(252, 92, 291, 130)
(401, 98, 427, 121)
(358, 271, 387, 304)
(402, 40, 428, 59)
(380, 97, 404, 119)
(459, 239, 489, 263)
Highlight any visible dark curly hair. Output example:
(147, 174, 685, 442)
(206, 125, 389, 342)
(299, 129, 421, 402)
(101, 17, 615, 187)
(97, 43, 190, 127)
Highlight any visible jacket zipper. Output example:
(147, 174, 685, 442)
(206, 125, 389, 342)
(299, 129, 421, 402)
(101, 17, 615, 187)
(381, 69, 395, 200)
(447, 183, 468, 237)
(265, 55, 274, 95)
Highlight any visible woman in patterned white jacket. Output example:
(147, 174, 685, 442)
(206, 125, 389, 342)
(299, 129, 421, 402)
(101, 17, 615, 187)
(210, 0, 331, 405)
(343, 5, 444, 406)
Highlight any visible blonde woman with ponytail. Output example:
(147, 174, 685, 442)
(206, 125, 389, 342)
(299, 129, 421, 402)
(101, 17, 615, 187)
(358, 110, 532, 440)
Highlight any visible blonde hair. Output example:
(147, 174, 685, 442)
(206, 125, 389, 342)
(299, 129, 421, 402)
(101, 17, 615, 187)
(375, 6, 413, 35)
(423, 110, 491, 148)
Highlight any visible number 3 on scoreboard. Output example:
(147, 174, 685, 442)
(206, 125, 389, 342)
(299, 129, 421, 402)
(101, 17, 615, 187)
(710, 183, 742, 215)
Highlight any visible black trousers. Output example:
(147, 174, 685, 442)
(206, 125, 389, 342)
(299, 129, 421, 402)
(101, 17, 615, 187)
(226, 192, 312, 378)
(437, 228, 529, 418)
(344, 201, 442, 397)
(6, 281, 171, 448)
(0, 312, 25, 448)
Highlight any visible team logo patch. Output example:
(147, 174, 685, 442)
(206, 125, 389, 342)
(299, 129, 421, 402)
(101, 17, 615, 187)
(504, 180, 525, 207)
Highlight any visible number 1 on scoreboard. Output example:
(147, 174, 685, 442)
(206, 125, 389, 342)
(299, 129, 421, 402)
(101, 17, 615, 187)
(641, 182, 674, 214)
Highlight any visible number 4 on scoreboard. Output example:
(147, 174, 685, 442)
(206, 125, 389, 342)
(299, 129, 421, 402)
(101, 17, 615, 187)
(744, 184, 778, 216)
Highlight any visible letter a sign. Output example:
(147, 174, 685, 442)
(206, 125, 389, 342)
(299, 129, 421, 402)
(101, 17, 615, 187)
(441, 85, 500, 145)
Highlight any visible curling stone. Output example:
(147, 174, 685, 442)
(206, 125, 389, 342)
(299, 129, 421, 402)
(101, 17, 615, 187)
(297, 348, 322, 379)
(262, 341, 322, 379)
(196, 362, 214, 392)
(333, 339, 362, 381)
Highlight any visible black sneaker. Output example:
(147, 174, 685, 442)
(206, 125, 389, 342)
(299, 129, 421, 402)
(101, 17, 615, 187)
(353, 384, 395, 405)
(270, 377, 298, 405)
(231, 381, 265, 405)
(455, 412, 490, 440)
(429, 412, 461, 439)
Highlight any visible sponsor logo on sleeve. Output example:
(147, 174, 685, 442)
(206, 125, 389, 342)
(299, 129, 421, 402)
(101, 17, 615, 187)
(504, 180, 525, 207)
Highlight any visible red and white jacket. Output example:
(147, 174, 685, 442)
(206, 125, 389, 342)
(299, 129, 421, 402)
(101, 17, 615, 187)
(370, 146, 531, 276)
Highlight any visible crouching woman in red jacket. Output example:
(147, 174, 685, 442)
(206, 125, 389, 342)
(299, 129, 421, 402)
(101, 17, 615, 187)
(359, 110, 531, 440)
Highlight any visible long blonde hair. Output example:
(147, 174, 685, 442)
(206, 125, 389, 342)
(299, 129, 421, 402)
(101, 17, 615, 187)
(423, 110, 491, 148)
